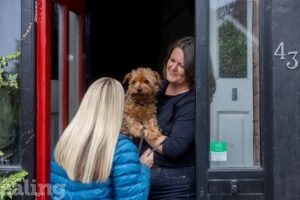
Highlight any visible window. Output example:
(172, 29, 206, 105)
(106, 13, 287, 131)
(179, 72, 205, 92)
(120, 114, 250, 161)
(0, 0, 21, 166)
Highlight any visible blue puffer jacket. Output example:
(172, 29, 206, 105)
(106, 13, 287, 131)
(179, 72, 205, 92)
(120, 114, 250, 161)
(50, 134, 151, 200)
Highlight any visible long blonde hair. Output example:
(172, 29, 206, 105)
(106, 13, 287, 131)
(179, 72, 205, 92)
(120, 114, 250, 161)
(55, 77, 125, 183)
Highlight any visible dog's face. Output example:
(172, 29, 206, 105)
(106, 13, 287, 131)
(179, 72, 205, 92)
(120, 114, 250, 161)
(123, 67, 162, 101)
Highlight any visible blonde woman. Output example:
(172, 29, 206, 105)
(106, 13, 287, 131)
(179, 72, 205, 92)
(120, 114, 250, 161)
(50, 77, 153, 200)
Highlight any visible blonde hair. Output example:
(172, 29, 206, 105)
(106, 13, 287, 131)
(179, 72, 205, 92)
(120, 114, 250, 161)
(55, 77, 125, 183)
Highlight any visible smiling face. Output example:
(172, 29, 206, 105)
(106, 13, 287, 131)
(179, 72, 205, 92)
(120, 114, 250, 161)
(165, 47, 189, 88)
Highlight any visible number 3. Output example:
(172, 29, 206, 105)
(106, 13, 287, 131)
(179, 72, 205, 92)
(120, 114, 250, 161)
(287, 51, 298, 69)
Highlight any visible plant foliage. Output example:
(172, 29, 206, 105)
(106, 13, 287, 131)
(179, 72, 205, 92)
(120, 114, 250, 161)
(0, 51, 21, 89)
(0, 151, 28, 200)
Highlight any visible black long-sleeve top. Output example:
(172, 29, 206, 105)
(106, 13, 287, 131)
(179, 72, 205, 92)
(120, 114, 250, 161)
(143, 81, 196, 168)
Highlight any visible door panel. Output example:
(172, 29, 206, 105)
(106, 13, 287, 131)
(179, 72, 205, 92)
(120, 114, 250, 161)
(213, 111, 252, 167)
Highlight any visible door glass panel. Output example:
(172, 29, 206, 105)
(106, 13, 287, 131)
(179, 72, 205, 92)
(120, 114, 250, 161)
(209, 0, 260, 167)
(69, 11, 80, 120)
(51, 7, 81, 152)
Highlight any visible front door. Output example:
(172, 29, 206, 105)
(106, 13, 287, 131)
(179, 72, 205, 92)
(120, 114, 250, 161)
(50, 0, 86, 152)
(195, 0, 268, 199)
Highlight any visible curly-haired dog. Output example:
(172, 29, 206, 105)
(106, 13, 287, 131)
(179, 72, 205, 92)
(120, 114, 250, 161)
(122, 67, 162, 140)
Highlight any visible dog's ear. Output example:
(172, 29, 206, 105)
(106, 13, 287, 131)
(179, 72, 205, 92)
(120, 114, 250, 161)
(122, 72, 131, 84)
(153, 71, 162, 85)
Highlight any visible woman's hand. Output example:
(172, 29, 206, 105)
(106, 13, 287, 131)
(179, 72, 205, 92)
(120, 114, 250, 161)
(140, 148, 154, 168)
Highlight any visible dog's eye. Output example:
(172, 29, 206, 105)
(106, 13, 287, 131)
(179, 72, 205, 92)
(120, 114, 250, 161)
(131, 80, 136, 84)
(144, 80, 150, 84)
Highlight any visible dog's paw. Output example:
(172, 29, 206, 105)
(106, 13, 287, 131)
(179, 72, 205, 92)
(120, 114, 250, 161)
(144, 118, 161, 140)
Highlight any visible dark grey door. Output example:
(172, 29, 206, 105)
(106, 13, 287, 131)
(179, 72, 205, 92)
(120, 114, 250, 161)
(195, 0, 272, 199)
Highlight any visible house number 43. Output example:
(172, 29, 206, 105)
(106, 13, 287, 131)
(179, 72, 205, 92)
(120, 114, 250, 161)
(274, 42, 298, 69)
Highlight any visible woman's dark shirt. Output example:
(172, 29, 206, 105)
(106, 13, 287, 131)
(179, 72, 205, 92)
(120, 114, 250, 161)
(143, 81, 196, 168)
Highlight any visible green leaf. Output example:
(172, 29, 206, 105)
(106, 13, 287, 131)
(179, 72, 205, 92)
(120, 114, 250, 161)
(0, 170, 28, 200)
(0, 51, 20, 89)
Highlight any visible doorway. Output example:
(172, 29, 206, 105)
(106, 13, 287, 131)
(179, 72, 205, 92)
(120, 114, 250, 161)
(85, 0, 195, 85)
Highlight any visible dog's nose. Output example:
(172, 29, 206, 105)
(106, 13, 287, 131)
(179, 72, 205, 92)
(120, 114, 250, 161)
(137, 88, 143, 93)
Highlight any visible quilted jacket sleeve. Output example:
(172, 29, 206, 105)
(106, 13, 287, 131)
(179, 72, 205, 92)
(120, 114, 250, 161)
(113, 134, 151, 200)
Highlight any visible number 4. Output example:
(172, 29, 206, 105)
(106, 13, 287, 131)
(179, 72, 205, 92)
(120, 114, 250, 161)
(274, 42, 286, 59)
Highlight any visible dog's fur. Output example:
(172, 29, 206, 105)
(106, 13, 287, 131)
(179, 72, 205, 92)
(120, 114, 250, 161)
(122, 67, 162, 140)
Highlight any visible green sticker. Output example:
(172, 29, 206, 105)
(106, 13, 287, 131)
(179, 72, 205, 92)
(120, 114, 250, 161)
(210, 142, 227, 152)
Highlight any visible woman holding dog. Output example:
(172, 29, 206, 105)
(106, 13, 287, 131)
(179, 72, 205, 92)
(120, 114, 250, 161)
(142, 36, 216, 199)
(50, 77, 153, 200)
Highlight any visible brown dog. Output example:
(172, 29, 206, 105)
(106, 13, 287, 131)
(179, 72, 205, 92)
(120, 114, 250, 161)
(122, 67, 162, 140)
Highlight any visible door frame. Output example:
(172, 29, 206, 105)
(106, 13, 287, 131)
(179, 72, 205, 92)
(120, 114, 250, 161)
(36, 0, 85, 199)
